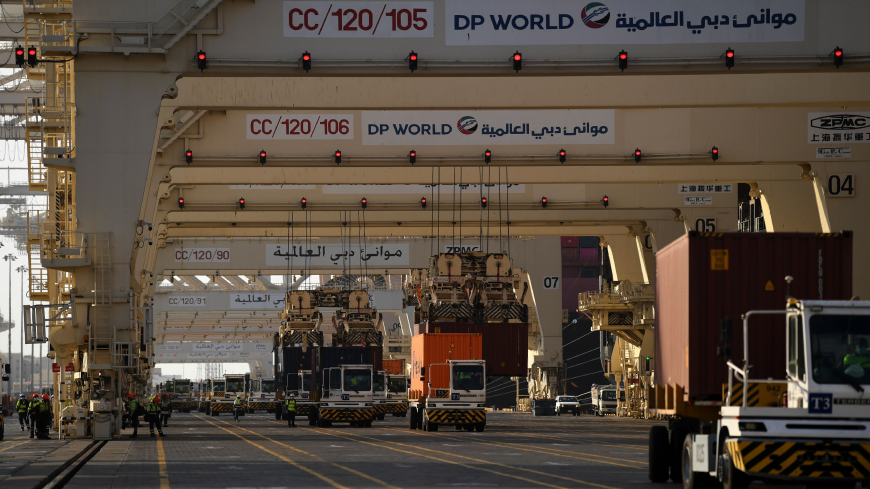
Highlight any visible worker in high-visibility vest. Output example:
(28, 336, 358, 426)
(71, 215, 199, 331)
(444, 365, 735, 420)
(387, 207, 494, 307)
(146, 396, 166, 437)
(27, 394, 40, 439)
(285, 394, 297, 428)
(233, 395, 244, 422)
(160, 394, 172, 426)
(34, 394, 52, 439)
(16, 394, 29, 431)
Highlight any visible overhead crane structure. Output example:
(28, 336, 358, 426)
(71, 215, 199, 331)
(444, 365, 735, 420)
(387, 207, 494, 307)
(12, 0, 870, 439)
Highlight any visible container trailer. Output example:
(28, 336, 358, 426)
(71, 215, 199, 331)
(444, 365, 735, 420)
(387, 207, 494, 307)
(408, 333, 487, 432)
(649, 232, 869, 488)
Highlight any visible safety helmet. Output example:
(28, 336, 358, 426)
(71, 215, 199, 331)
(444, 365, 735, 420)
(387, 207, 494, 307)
(127, 393, 135, 399)
(42, 394, 50, 400)
(33, 393, 39, 398)
(19, 394, 25, 399)
(236, 394, 241, 399)
(152, 396, 160, 403)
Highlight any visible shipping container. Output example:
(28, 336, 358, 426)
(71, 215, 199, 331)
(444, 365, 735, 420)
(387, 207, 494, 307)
(276, 347, 313, 391)
(655, 232, 853, 401)
(416, 322, 527, 376)
(410, 333, 483, 398)
(317, 346, 383, 371)
(383, 359, 405, 375)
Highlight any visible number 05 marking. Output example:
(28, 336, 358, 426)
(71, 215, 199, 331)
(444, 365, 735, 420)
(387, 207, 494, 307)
(543, 276, 560, 289)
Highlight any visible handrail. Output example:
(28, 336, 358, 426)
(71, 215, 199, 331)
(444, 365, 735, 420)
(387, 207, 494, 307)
(727, 309, 790, 407)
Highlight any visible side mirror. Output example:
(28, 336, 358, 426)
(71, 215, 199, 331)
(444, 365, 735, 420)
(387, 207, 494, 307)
(3, 364, 9, 374)
(420, 367, 426, 376)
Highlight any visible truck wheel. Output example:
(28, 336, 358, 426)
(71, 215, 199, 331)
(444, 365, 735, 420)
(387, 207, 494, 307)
(364, 421, 372, 428)
(429, 421, 439, 432)
(670, 425, 689, 482)
(557, 409, 561, 416)
(409, 408, 417, 430)
(720, 453, 750, 489)
(648, 426, 670, 482)
(275, 410, 281, 420)
(475, 422, 485, 432)
(681, 436, 717, 489)
(464, 425, 474, 432)
(422, 416, 429, 431)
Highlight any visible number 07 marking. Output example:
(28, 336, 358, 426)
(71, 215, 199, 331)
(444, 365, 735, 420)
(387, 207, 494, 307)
(543, 276, 560, 289)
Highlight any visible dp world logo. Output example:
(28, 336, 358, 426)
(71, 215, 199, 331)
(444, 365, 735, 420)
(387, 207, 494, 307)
(581, 2, 610, 29)
(457, 116, 478, 135)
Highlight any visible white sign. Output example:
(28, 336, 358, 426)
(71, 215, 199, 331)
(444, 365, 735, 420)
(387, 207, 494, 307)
(231, 293, 286, 310)
(266, 243, 410, 267)
(283, 2, 434, 37)
(363, 110, 615, 145)
(542, 276, 560, 289)
(167, 296, 208, 308)
(808, 113, 870, 144)
(678, 184, 733, 193)
(174, 248, 230, 263)
(323, 184, 525, 194)
(246, 114, 354, 140)
(684, 196, 712, 206)
(158, 345, 182, 351)
(445, 0, 803, 46)
(816, 147, 852, 159)
(827, 174, 855, 198)
(693, 218, 717, 233)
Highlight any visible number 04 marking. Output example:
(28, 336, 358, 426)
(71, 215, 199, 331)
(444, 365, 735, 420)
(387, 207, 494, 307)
(827, 174, 855, 198)
(543, 276, 560, 289)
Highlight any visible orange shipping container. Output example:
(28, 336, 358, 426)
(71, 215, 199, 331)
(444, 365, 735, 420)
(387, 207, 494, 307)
(410, 333, 483, 399)
(383, 359, 405, 375)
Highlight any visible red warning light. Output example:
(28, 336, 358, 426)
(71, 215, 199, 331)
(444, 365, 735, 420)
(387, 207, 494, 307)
(410, 54, 417, 61)
(335, 151, 341, 157)
(303, 54, 310, 61)
(16, 48, 23, 56)
(198, 53, 206, 60)
(28, 48, 36, 56)
(726, 51, 734, 58)
(619, 53, 627, 60)
(835, 49, 843, 57)
(513, 54, 521, 61)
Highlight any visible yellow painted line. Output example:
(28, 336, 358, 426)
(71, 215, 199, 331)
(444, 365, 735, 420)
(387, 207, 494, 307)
(0, 437, 33, 453)
(294, 424, 571, 489)
(382, 426, 644, 468)
(211, 417, 400, 489)
(195, 415, 349, 489)
(454, 427, 646, 450)
(295, 422, 620, 489)
(156, 436, 170, 489)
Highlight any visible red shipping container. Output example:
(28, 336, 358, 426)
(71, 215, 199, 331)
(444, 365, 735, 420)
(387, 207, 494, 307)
(416, 322, 528, 376)
(655, 232, 853, 401)
(411, 333, 483, 399)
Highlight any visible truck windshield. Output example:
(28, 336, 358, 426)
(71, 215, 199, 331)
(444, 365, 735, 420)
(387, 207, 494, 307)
(300, 373, 311, 391)
(558, 396, 578, 402)
(373, 373, 385, 393)
(810, 314, 870, 385)
(262, 380, 275, 392)
(175, 382, 190, 394)
(250, 380, 261, 392)
(452, 365, 485, 391)
(165, 382, 174, 392)
(226, 379, 245, 392)
(602, 390, 617, 401)
(344, 369, 372, 392)
(388, 377, 407, 393)
(212, 381, 225, 391)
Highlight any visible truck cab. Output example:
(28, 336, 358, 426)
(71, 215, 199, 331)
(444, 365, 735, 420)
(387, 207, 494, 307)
(170, 379, 193, 412)
(372, 370, 388, 420)
(385, 374, 409, 417)
(247, 378, 279, 414)
(591, 384, 623, 416)
(206, 378, 227, 415)
(317, 364, 375, 427)
(285, 370, 318, 424)
(652, 296, 870, 489)
(410, 359, 487, 432)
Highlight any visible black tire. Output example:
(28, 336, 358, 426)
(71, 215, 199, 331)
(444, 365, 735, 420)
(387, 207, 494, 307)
(455, 425, 463, 431)
(422, 415, 429, 432)
(720, 453, 750, 489)
(681, 435, 719, 489)
(409, 407, 417, 430)
(557, 409, 561, 416)
(649, 426, 670, 483)
(464, 425, 474, 432)
(475, 422, 485, 432)
(429, 421, 439, 432)
(275, 410, 281, 420)
(365, 420, 372, 428)
(417, 410, 423, 430)
(670, 425, 690, 482)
